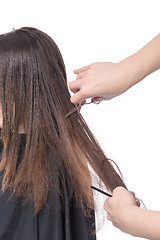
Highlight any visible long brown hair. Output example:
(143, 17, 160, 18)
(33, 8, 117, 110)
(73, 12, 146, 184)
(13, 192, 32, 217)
(0, 27, 127, 215)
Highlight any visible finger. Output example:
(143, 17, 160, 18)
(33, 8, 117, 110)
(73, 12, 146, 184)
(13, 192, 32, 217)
(91, 97, 103, 103)
(107, 213, 112, 221)
(76, 72, 86, 80)
(74, 65, 91, 74)
(69, 80, 81, 93)
(69, 87, 80, 94)
(81, 100, 86, 106)
(129, 191, 140, 207)
(129, 191, 135, 197)
(70, 90, 85, 105)
(136, 200, 140, 207)
(103, 199, 110, 212)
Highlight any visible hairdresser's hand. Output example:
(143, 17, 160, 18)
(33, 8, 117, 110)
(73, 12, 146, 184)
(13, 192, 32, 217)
(69, 62, 131, 105)
(69, 34, 160, 105)
(104, 187, 140, 234)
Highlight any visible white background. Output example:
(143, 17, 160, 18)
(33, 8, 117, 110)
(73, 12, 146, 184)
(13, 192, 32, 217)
(1, 1, 160, 239)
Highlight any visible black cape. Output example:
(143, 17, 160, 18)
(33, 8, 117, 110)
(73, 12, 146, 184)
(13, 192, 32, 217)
(0, 135, 96, 240)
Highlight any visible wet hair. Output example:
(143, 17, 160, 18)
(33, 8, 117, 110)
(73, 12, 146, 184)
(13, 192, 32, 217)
(0, 27, 127, 215)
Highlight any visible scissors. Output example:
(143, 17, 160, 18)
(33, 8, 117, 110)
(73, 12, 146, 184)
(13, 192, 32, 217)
(65, 99, 101, 118)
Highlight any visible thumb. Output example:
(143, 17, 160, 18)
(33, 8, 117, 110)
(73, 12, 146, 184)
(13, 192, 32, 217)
(70, 91, 85, 105)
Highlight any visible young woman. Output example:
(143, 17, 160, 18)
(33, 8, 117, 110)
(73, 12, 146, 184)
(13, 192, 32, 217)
(0, 27, 126, 240)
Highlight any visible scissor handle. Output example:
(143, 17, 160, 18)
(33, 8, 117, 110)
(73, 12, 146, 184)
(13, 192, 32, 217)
(83, 99, 100, 105)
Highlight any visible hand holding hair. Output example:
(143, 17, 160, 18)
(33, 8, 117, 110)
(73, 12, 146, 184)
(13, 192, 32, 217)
(104, 187, 160, 239)
(104, 187, 139, 231)
(69, 33, 160, 105)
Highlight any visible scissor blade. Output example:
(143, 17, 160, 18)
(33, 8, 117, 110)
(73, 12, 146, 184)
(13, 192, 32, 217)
(65, 106, 78, 118)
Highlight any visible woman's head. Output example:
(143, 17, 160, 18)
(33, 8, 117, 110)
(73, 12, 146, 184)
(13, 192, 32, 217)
(0, 27, 126, 215)
(0, 27, 70, 135)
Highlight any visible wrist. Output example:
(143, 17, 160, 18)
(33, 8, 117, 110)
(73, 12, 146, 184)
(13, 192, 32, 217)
(118, 54, 146, 90)
(123, 205, 150, 238)
(122, 205, 140, 237)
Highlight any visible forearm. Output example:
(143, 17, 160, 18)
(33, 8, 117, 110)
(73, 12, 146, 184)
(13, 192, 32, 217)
(70, 34, 160, 104)
(125, 206, 160, 240)
(120, 33, 160, 89)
